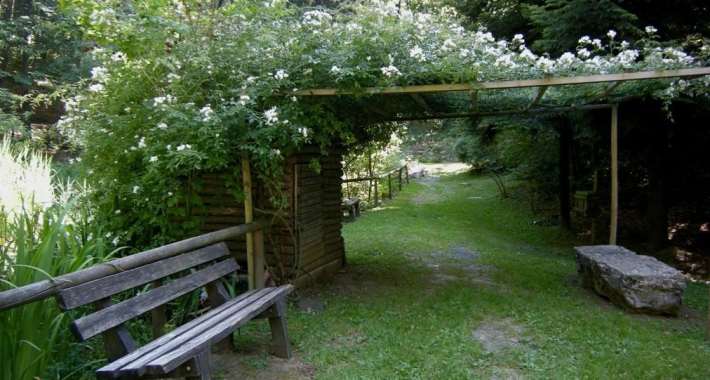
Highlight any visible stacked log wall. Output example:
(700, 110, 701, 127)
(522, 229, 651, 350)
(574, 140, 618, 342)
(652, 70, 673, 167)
(194, 172, 248, 261)
(193, 145, 347, 287)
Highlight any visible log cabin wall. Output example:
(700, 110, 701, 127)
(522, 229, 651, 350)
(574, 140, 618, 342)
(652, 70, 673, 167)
(193, 145, 347, 287)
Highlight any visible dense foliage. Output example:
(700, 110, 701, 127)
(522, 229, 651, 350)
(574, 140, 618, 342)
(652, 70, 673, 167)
(0, 0, 87, 137)
(57, 0, 708, 246)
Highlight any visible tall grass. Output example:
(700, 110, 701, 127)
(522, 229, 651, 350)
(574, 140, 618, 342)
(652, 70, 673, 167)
(0, 139, 114, 380)
(0, 138, 54, 217)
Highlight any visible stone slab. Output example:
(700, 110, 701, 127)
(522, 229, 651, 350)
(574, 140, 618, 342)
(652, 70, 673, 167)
(574, 245, 686, 315)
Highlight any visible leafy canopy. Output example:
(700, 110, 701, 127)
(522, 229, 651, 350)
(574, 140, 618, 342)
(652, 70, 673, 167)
(59, 0, 709, 245)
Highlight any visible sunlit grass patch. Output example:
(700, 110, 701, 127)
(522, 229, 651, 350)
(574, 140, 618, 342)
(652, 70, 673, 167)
(0, 138, 53, 218)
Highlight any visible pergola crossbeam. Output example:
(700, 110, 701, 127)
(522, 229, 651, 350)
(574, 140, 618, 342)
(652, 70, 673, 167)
(526, 86, 548, 110)
(409, 93, 436, 114)
(580, 80, 623, 105)
(296, 67, 710, 96)
(387, 104, 612, 122)
(357, 100, 392, 118)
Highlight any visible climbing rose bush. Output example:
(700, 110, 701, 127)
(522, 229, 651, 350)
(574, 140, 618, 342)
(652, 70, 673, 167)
(60, 0, 709, 246)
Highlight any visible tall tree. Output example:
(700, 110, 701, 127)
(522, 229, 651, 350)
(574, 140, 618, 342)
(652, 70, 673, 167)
(448, 0, 543, 40)
(525, 0, 641, 56)
(0, 0, 86, 133)
(624, 0, 710, 42)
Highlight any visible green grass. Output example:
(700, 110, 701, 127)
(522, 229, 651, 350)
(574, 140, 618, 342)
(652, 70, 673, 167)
(287, 164, 710, 379)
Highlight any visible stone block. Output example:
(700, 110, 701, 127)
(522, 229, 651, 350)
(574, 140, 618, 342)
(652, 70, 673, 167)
(574, 245, 686, 315)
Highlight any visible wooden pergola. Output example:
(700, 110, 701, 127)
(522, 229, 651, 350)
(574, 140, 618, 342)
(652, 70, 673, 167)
(297, 67, 710, 244)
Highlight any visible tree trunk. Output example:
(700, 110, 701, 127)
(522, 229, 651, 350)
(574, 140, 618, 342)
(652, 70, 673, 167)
(558, 124, 572, 231)
(647, 121, 668, 251)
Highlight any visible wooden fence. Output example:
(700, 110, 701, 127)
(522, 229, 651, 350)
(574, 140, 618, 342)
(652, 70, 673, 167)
(0, 220, 270, 312)
(343, 164, 409, 206)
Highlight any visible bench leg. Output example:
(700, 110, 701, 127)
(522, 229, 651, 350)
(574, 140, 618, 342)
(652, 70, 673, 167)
(268, 300, 293, 359)
(184, 349, 211, 380)
(205, 280, 234, 352)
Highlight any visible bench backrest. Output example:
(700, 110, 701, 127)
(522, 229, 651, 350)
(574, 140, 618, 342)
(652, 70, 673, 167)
(56, 243, 236, 342)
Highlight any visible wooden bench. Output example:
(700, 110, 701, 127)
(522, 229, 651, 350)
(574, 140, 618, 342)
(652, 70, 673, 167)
(55, 242, 294, 380)
(342, 198, 361, 221)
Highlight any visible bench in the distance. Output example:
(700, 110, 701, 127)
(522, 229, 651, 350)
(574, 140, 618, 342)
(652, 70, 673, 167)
(342, 198, 361, 221)
(55, 242, 294, 380)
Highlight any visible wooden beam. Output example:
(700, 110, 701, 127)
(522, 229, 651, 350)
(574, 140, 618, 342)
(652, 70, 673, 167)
(295, 67, 710, 96)
(357, 100, 392, 118)
(471, 91, 479, 112)
(242, 151, 255, 290)
(409, 93, 435, 114)
(0, 221, 269, 311)
(254, 229, 265, 289)
(386, 104, 613, 121)
(580, 81, 623, 105)
(526, 86, 548, 110)
(609, 104, 619, 245)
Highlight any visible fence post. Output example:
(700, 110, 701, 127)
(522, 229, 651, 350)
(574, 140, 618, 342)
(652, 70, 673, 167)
(405, 165, 409, 184)
(388, 174, 393, 199)
(374, 178, 379, 206)
(398, 167, 403, 191)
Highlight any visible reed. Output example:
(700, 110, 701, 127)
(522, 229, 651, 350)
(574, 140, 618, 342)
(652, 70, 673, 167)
(0, 139, 114, 380)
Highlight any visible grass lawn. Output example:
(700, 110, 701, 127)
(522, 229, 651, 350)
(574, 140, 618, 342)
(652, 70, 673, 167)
(229, 163, 710, 379)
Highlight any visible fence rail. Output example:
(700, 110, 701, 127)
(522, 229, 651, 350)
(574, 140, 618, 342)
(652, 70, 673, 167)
(0, 220, 270, 312)
(343, 164, 409, 205)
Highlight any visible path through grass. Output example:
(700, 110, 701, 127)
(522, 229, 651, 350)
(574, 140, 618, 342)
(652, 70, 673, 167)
(235, 164, 710, 379)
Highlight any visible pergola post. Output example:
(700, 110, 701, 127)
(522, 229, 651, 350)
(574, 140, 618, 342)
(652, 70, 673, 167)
(609, 104, 619, 245)
(242, 151, 256, 290)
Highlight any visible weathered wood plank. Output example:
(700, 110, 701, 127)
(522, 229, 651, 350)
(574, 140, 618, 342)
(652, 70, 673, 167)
(95, 298, 137, 362)
(57, 244, 230, 310)
(70, 260, 238, 341)
(267, 300, 292, 359)
(297, 176, 322, 187)
(301, 251, 342, 272)
(300, 240, 324, 256)
(297, 192, 324, 203)
(297, 197, 324, 210)
(0, 222, 268, 311)
(295, 68, 710, 96)
(95, 289, 263, 380)
(299, 183, 323, 194)
(144, 286, 294, 375)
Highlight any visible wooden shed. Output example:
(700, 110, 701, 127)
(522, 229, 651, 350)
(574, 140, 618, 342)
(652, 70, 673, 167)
(193, 145, 347, 287)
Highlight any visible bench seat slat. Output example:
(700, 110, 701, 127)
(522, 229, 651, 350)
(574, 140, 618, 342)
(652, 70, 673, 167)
(95, 288, 260, 380)
(70, 259, 238, 341)
(57, 243, 230, 310)
(145, 285, 294, 375)
(95, 285, 294, 379)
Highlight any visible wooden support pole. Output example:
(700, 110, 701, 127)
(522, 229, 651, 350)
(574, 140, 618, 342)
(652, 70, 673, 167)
(374, 179, 379, 206)
(398, 168, 403, 191)
(242, 151, 255, 290)
(367, 152, 373, 203)
(388, 174, 393, 199)
(151, 279, 165, 339)
(609, 104, 619, 245)
(254, 229, 265, 289)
